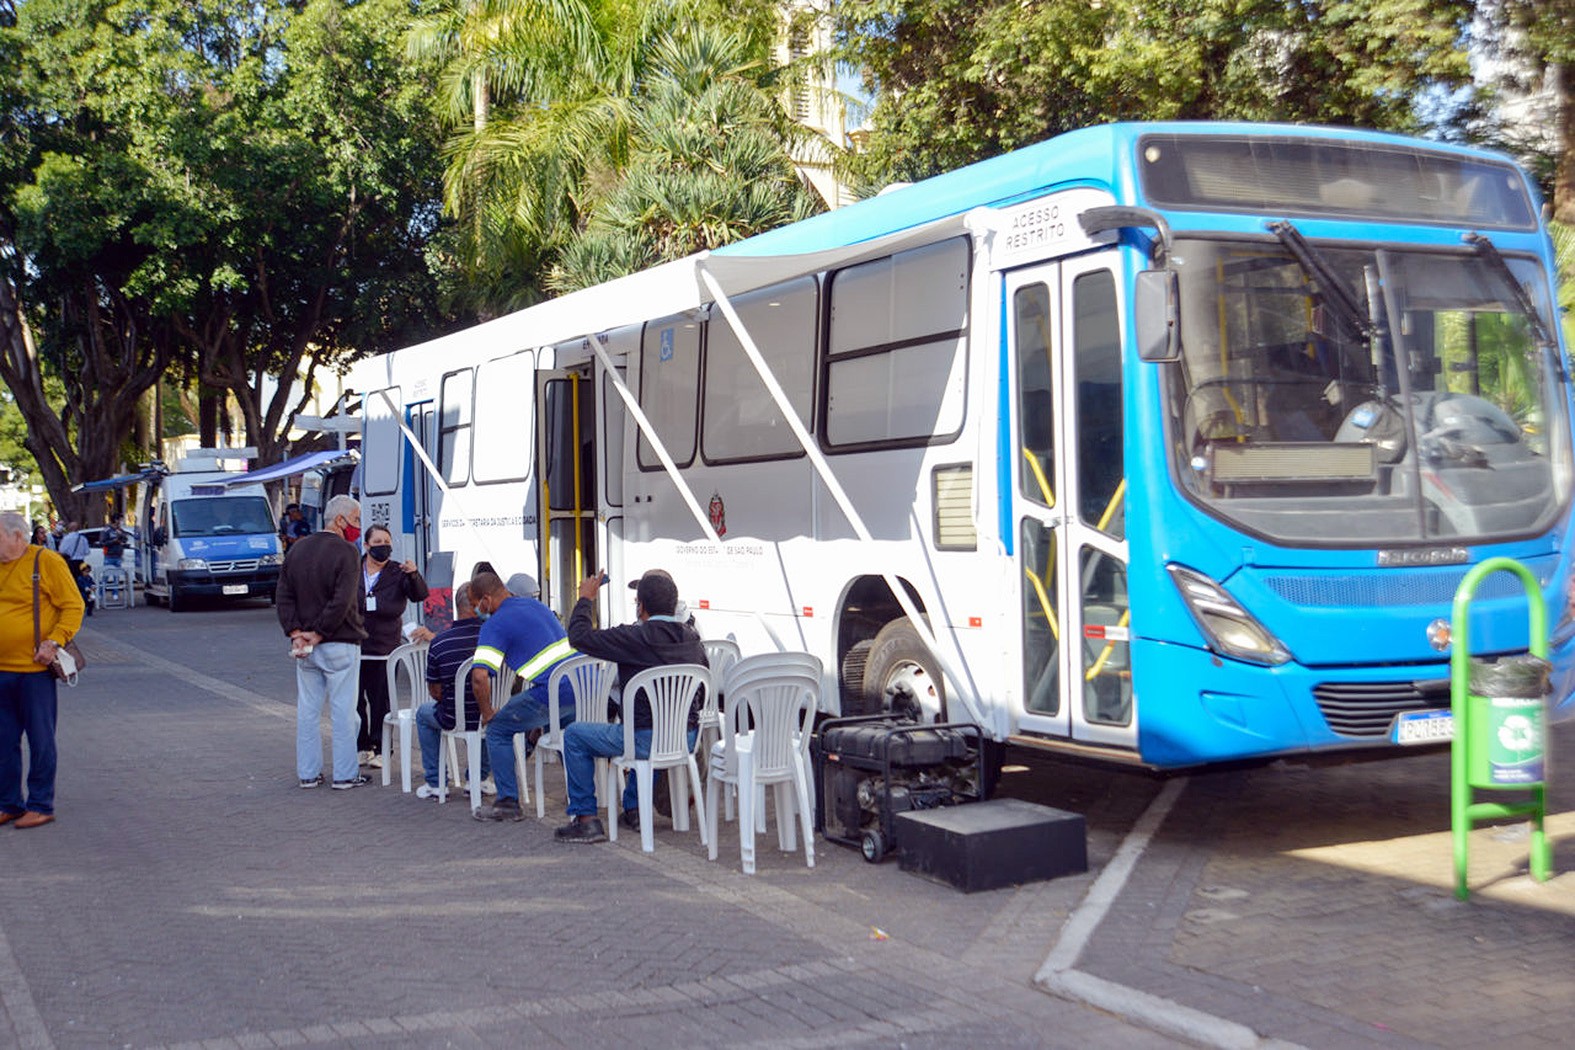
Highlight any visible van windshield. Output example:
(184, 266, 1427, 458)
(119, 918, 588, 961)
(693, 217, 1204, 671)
(171, 496, 276, 538)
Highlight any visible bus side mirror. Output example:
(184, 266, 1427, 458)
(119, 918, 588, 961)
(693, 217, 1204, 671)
(1135, 269, 1180, 362)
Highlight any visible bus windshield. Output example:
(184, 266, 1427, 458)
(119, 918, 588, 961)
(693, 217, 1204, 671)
(171, 496, 276, 538)
(1167, 236, 1570, 545)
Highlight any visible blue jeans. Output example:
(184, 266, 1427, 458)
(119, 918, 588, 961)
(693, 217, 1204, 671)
(0, 670, 59, 815)
(415, 700, 491, 789)
(295, 642, 361, 782)
(562, 723, 696, 817)
(484, 680, 574, 805)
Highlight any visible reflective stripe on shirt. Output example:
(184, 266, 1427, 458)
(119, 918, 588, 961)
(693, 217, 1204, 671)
(516, 637, 575, 683)
(472, 644, 505, 672)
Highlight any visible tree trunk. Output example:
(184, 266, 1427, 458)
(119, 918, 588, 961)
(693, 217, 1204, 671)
(1554, 64, 1575, 225)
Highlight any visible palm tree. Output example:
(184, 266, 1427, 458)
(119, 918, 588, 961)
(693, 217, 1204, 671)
(408, 0, 819, 311)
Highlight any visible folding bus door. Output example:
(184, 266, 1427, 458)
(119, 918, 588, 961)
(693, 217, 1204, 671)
(535, 368, 599, 617)
(1009, 253, 1135, 750)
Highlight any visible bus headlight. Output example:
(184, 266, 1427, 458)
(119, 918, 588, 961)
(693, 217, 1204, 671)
(177, 558, 209, 571)
(1168, 565, 1292, 666)
(260, 553, 282, 566)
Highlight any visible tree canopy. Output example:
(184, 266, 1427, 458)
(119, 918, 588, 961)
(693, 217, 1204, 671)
(1, 0, 449, 520)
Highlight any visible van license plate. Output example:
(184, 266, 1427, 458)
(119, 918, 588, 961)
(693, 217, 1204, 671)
(222, 584, 248, 596)
(1393, 709, 1453, 745)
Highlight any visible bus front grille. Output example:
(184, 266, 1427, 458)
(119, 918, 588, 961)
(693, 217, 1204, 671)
(1264, 572, 1527, 607)
(1311, 679, 1450, 737)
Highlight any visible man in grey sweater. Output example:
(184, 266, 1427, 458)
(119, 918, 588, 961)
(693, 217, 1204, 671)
(276, 494, 368, 789)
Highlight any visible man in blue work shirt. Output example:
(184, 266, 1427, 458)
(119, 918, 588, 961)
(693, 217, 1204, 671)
(468, 570, 576, 821)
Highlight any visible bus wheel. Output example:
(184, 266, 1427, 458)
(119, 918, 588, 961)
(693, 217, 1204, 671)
(840, 640, 876, 715)
(862, 618, 945, 723)
(167, 585, 183, 612)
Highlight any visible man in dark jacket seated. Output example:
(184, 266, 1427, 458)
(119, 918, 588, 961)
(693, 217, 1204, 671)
(555, 568, 706, 843)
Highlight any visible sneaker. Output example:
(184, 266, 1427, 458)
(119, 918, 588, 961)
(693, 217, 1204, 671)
(299, 774, 325, 789)
(332, 774, 372, 790)
(472, 799, 524, 822)
(477, 775, 496, 797)
(415, 783, 442, 800)
(620, 808, 640, 831)
(555, 817, 608, 844)
(366, 753, 384, 770)
(358, 749, 375, 766)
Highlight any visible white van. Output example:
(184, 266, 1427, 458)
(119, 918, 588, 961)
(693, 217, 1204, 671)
(136, 450, 284, 611)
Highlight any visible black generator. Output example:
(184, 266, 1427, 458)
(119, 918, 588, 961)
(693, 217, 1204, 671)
(813, 714, 984, 863)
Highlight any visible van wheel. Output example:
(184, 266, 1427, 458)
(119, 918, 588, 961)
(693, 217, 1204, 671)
(861, 618, 945, 722)
(167, 585, 183, 612)
(144, 590, 160, 607)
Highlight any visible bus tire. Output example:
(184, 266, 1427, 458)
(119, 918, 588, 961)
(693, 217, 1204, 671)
(167, 584, 184, 613)
(839, 640, 876, 715)
(862, 618, 945, 723)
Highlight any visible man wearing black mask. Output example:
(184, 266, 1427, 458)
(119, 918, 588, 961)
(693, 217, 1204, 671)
(355, 524, 430, 769)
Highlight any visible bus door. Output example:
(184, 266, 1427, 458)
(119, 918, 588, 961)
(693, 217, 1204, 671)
(535, 368, 598, 617)
(1008, 254, 1135, 750)
(405, 401, 439, 570)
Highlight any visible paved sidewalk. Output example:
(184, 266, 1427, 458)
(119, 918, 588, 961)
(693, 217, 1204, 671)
(0, 610, 1166, 1050)
(1074, 721, 1575, 1048)
(4, 604, 1570, 1049)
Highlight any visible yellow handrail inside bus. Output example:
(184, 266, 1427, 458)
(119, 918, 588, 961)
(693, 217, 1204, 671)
(1094, 478, 1125, 535)
(1024, 564, 1059, 642)
(1084, 608, 1131, 681)
(1022, 447, 1055, 506)
(571, 372, 585, 584)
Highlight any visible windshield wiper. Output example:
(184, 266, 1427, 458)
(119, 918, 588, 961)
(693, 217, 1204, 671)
(1268, 220, 1375, 341)
(1464, 232, 1559, 356)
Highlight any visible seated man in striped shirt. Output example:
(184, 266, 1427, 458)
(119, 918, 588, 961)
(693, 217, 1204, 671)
(415, 581, 486, 799)
(468, 570, 577, 822)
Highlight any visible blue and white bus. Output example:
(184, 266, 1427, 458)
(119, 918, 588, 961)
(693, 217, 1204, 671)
(353, 121, 1574, 770)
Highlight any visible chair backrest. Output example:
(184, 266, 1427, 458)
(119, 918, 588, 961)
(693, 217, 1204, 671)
(621, 663, 710, 762)
(724, 672, 818, 780)
(701, 638, 742, 681)
(452, 659, 517, 732)
(547, 654, 617, 733)
(452, 658, 475, 731)
(723, 651, 823, 695)
(384, 640, 430, 717)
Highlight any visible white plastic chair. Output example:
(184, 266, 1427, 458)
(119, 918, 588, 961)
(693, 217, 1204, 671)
(530, 655, 617, 818)
(437, 660, 517, 811)
(379, 641, 429, 792)
(705, 668, 818, 874)
(719, 652, 823, 824)
(697, 638, 743, 758)
(606, 663, 711, 852)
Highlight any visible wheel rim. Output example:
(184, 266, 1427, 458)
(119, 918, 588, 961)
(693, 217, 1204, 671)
(885, 659, 942, 722)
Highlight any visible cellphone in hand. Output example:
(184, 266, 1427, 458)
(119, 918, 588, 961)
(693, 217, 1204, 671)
(598, 570, 610, 585)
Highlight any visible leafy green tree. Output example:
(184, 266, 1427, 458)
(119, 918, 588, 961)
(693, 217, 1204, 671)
(548, 24, 823, 292)
(2, 0, 449, 517)
(411, 0, 805, 312)
(1479, 1, 1575, 222)
(834, 0, 1476, 188)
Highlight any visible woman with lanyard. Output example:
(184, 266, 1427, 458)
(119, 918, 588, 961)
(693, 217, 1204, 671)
(355, 524, 430, 768)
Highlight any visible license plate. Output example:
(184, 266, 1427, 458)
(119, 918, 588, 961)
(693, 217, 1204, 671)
(222, 584, 249, 596)
(1393, 708, 1453, 745)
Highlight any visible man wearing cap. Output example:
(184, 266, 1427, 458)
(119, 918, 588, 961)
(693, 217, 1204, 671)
(554, 568, 707, 843)
(468, 570, 577, 821)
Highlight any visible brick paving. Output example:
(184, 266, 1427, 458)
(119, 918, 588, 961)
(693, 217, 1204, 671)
(3, 600, 1571, 1048)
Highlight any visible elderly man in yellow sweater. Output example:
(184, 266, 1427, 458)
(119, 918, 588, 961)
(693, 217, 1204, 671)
(0, 510, 84, 828)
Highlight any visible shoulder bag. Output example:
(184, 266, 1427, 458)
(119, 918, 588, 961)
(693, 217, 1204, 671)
(32, 551, 86, 685)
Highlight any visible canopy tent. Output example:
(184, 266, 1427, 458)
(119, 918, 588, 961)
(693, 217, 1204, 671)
(72, 469, 162, 494)
(217, 449, 349, 488)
